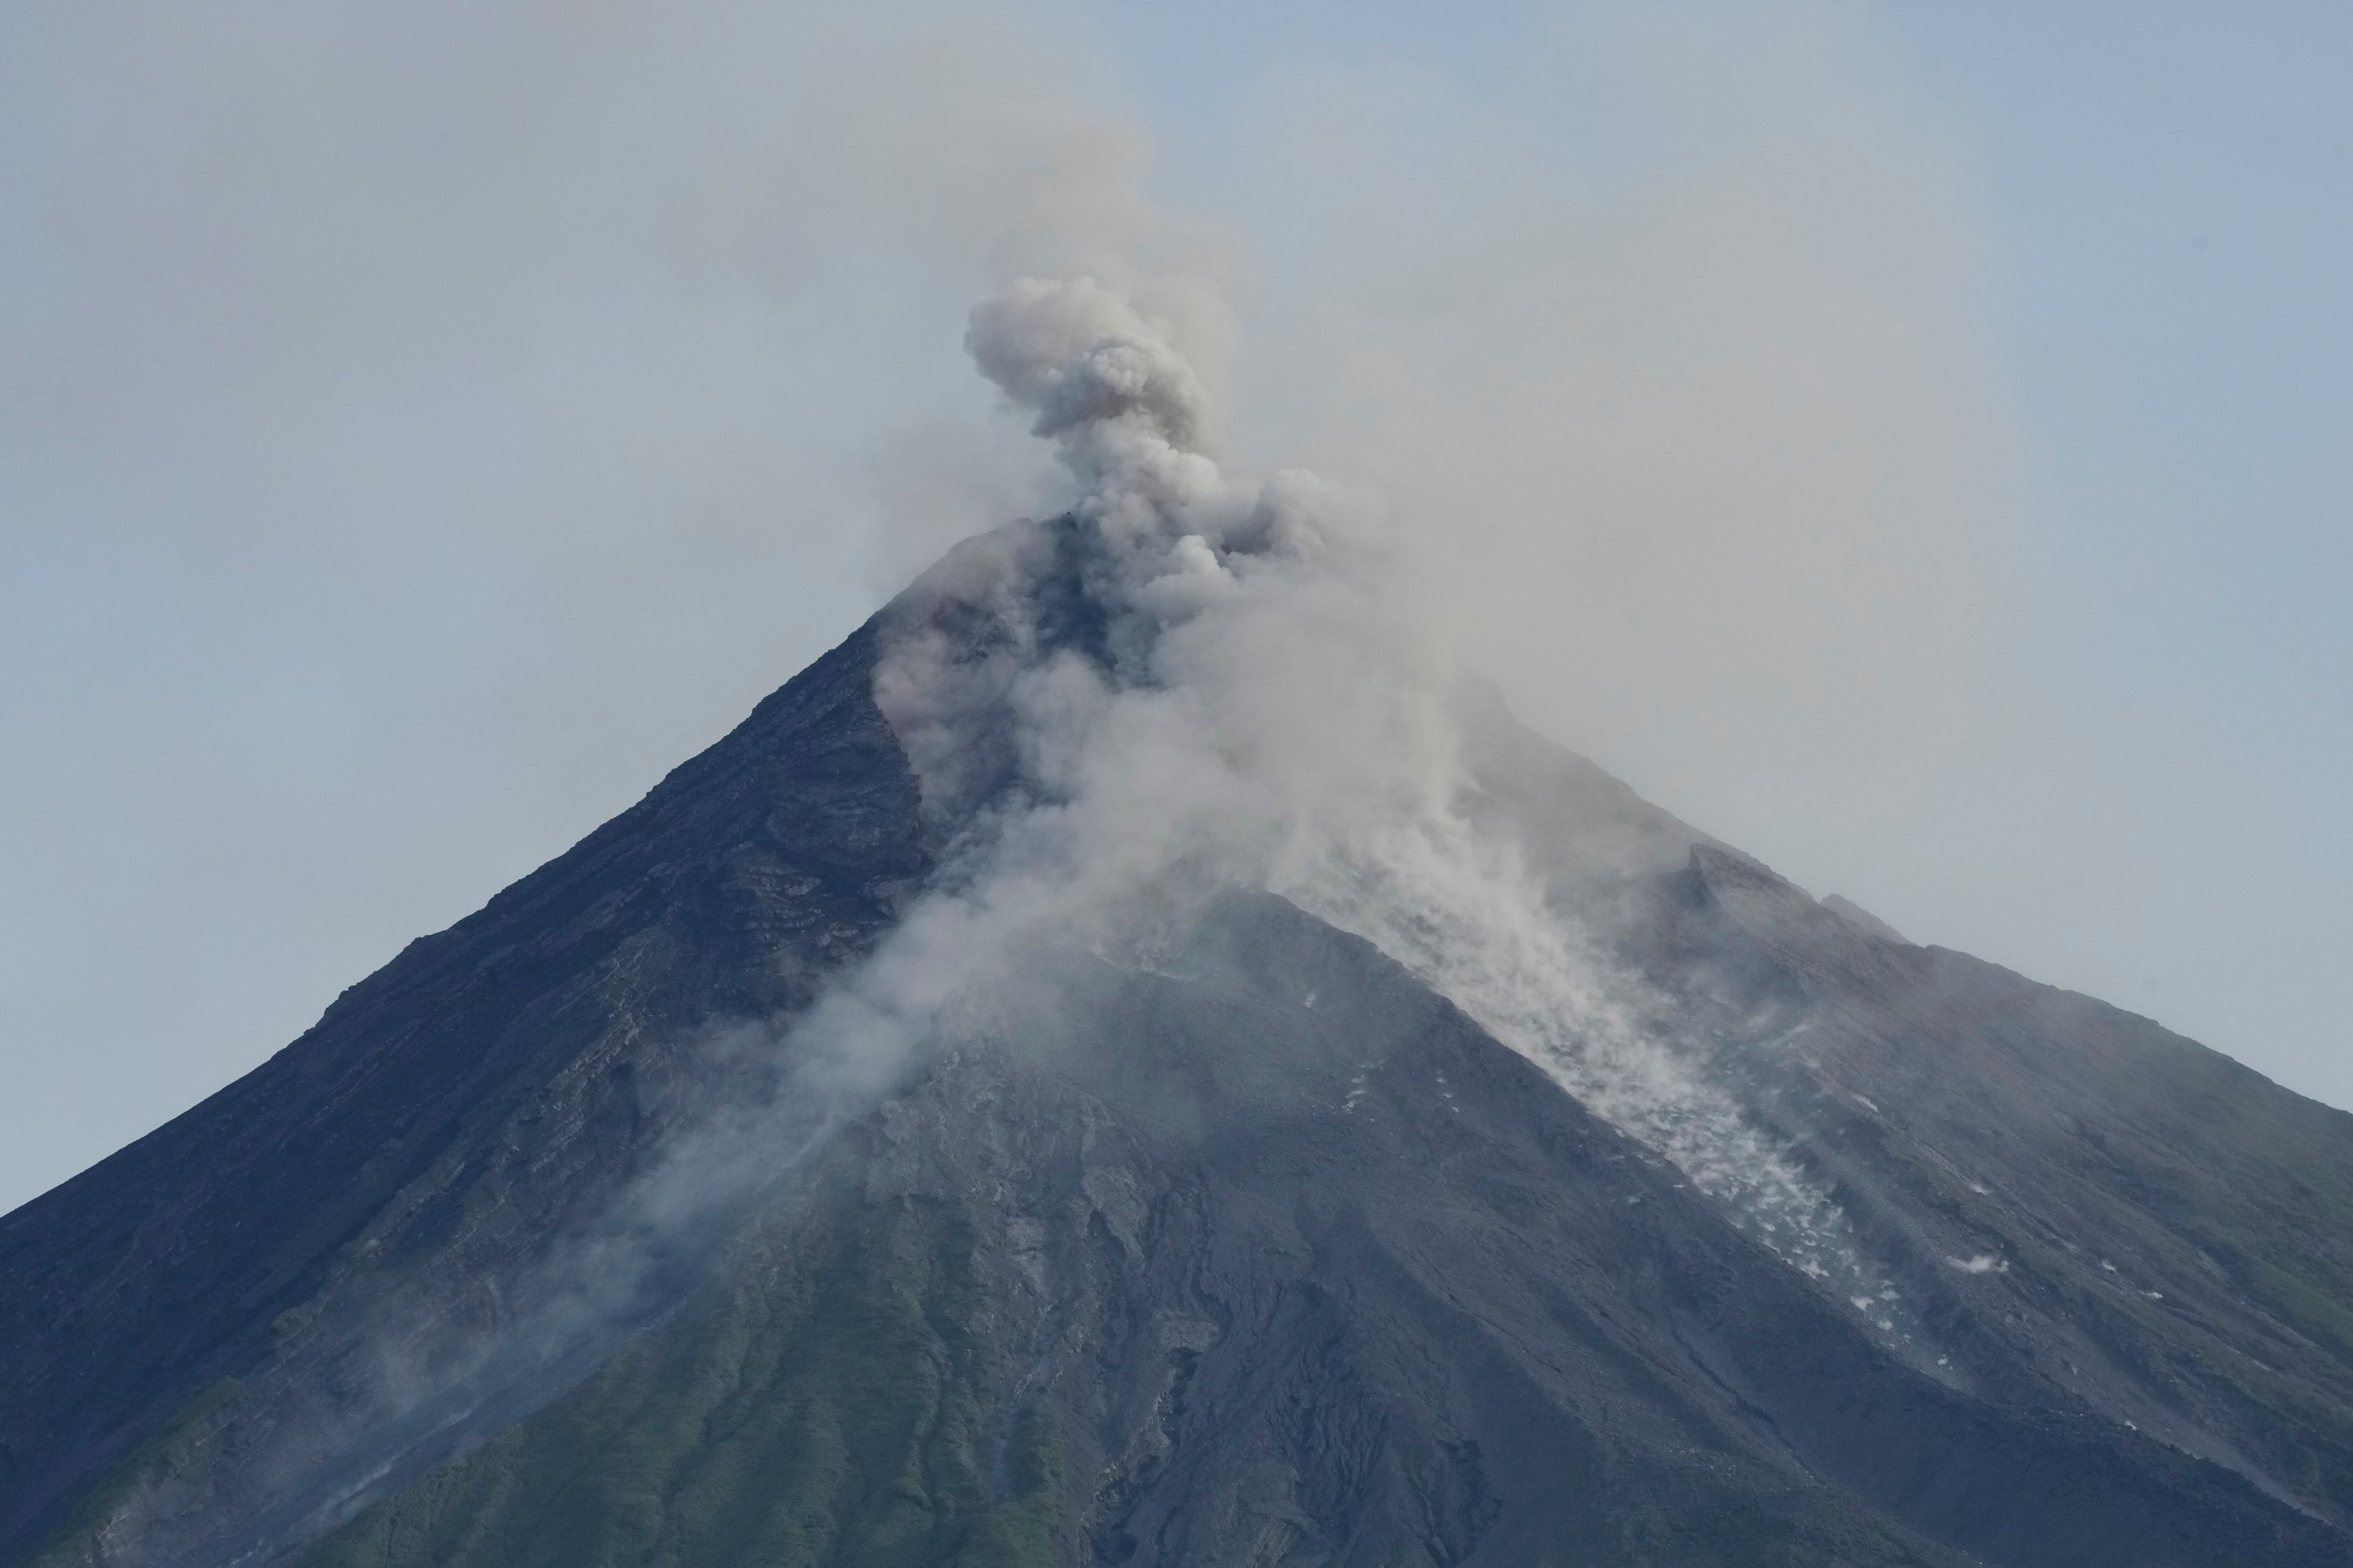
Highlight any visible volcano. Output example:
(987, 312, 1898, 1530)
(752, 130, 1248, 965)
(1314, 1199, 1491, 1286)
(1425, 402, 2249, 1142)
(12, 269, 2353, 1567)
(7, 508, 2353, 1568)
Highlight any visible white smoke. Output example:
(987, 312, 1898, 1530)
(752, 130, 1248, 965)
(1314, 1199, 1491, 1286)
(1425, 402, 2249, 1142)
(851, 272, 1922, 1347)
(859, 275, 1434, 1011)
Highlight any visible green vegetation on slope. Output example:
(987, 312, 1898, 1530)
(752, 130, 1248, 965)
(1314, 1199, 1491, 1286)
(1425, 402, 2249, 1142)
(28, 1378, 243, 1568)
(299, 1194, 1068, 1568)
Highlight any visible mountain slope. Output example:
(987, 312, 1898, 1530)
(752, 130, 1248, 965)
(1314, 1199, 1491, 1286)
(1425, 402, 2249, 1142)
(0, 620, 930, 1566)
(8, 525, 2353, 1567)
(289, 894, 2344, 1567)
(1606, 838, 2353, 1520)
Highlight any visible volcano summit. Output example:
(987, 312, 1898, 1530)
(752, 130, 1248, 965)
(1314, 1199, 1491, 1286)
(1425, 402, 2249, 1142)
(7, 281, 2353, 1568)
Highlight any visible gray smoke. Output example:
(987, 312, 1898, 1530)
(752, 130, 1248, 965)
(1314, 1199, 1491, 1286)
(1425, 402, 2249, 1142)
(864, 272, 1928, 1359)
(965, 275, 1216, 519)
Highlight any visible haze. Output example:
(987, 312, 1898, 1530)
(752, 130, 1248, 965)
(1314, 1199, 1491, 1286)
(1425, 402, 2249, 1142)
(2, 0, 2346, 1215)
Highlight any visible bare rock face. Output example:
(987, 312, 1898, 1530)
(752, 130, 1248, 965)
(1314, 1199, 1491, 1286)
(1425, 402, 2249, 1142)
(8, 532, 2353, 1567)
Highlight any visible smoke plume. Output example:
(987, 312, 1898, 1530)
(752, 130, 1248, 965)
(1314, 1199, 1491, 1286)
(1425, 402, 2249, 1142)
(854, 272, 1926, 1354)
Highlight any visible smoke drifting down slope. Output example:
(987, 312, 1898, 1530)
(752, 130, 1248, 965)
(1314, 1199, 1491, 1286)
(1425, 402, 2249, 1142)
(859, 273, 1914, 1345)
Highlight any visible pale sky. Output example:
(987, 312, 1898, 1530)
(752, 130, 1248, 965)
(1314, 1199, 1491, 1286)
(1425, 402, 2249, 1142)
(2, 0, 2346, 1215)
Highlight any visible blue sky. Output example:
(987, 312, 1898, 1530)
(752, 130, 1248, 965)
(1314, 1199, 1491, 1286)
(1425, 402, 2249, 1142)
(1, 1, 2345, 1213)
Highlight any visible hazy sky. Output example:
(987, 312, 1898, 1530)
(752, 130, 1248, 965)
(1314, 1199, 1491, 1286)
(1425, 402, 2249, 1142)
(2, 0, 2346, 1216)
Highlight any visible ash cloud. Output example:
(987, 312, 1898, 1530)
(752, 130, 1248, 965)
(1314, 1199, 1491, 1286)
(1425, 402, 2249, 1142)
(967, 277, 1214, 483)
(856, 269, 1924, 1354)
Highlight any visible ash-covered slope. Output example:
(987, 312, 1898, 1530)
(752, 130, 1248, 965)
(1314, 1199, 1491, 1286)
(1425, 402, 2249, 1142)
(9, 518, 2353, 1568)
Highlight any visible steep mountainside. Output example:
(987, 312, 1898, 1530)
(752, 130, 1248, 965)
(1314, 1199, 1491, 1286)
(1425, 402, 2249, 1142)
(0, 622, 929, 1566)
(1470, 699, 2353, 1521)
(286, 896, 2347, 1568)
(7, 526, 2353, 1567)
